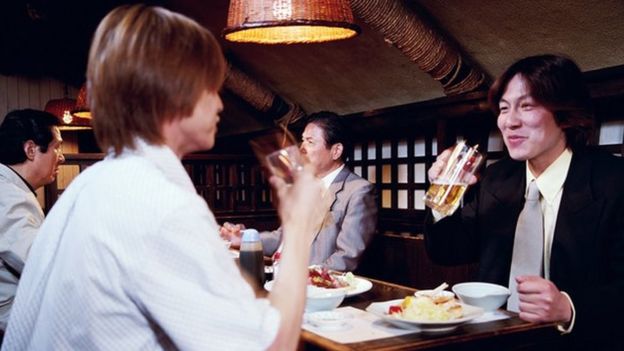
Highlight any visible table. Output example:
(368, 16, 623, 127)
(299, 277, 562, 350)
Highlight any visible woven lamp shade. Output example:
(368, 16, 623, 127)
(43, 97, 87, 130)
(44, 97, 76, 122)
(224, 0, 360, 44)
(44, 84, 91, 130)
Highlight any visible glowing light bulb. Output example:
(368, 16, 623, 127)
(62, 110, 73, 124)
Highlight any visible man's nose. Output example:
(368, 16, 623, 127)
(58, 153, 65, 163)
(299, 143, 306, 154)
(503, 109, 521, 129)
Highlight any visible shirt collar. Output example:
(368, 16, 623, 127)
(322, 164, 345, 189)
(525, 148, 572, 204)
(2, 164, 36, 196)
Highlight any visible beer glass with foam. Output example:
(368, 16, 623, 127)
(424, 141, 483, 216)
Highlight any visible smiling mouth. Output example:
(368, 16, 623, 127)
(507, 135, 525, 141)
(505, 135, 526, 147)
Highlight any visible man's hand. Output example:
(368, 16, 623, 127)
(270, 164, 327, 248)
(219, 222, 245, 249)
(516, 275, 572, 324)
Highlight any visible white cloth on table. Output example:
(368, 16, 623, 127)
(0, 164, 44, 330)
(2, 140, 280, 350)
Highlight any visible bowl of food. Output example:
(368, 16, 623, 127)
(452, 282, 510, 312)
(366, 294, 483, 333)
(264, 266, 350, 312)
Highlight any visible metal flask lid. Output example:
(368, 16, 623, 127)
(241, 229, 260, 242)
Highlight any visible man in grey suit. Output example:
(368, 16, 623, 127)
(0, 109, 64, 332)
(222, 112, 377, 271)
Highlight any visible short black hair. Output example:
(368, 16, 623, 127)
(0, 109, 60, 165)
(488, 54, 594, 150)
(305, 111, 352, 162)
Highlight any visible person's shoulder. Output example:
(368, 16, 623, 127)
(345, 168, 374, 189)
(580, 148, 624, 187)
(82, 154, 199, 210)
(582, 147, 624, 169)
(480, 157, 523, 186)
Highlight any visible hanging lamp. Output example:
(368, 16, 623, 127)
(44, 85, 91, 131)
(223, 0, 360, 44)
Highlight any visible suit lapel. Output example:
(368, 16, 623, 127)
(316, 167, 349, 237)
(327, 167, 349, 210)
(551, 151, 603, 282)
(485, 159, 525, 208)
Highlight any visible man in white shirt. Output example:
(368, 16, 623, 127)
(222, 112, 378, 271)
(425, 55, 624, 349)
(2, 5, 327, 351)
(0, 109, 64, 332)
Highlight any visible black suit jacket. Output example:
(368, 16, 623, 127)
(425, 149, 624, 347)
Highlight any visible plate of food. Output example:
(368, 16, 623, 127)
(366, 293, 484, 333)
(264, 266, 373, 297)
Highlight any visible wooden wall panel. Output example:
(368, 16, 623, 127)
(0, 74, 79, 119)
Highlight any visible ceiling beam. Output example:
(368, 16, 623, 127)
(350, 0, 488, 95)
(224, 64, 306, 127)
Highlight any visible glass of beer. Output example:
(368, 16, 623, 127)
(424, 141, 483, 216)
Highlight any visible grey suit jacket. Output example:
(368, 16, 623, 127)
(0, 163, 44, 329)
(261, 166, 377, 271)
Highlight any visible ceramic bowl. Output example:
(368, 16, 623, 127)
(452, 282, 510, 312)
(305, 286, 348, 312)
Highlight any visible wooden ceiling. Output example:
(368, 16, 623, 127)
(2, 0, 623, 137)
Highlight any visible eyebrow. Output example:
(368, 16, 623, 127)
(499, 94, 531, 105)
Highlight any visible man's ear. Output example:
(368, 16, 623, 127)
(23, 140, 37, 161)
(331, 143, 344, 161)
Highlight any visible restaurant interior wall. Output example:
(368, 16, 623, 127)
(4, 67, 624, 289)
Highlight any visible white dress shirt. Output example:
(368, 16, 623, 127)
(526, 148, 576, 333)
(321, 164, 345, 189)
(0, 164, 44, 330)
(2, 140, 280, 350)
(270, 164, 345, 258)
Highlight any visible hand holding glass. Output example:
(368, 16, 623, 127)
(265, 145, 304, 184)
(250, 128, 306, 185)
(424, 142, 483, 216)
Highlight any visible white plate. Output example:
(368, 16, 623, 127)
(366, 299, 484, 333)
(264, 276, 372, 297)
(344, 277, 373, 297)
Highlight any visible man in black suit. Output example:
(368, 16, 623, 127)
(425, 55, 624, 349)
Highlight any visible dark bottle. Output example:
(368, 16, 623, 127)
(239, 229, 265, 288)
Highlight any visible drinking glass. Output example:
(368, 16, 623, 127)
(265, 145, 304, 184)
(250, 128, 306, 184)
(424, 141, 483, 216)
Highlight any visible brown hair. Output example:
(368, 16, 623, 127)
(488, 54, 594, 150)
(87, 4, 226, 155)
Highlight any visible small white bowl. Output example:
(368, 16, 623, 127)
(306, 310, 351, 330)
(306, 286, 347, 312)
(452, 282, 510, 311)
